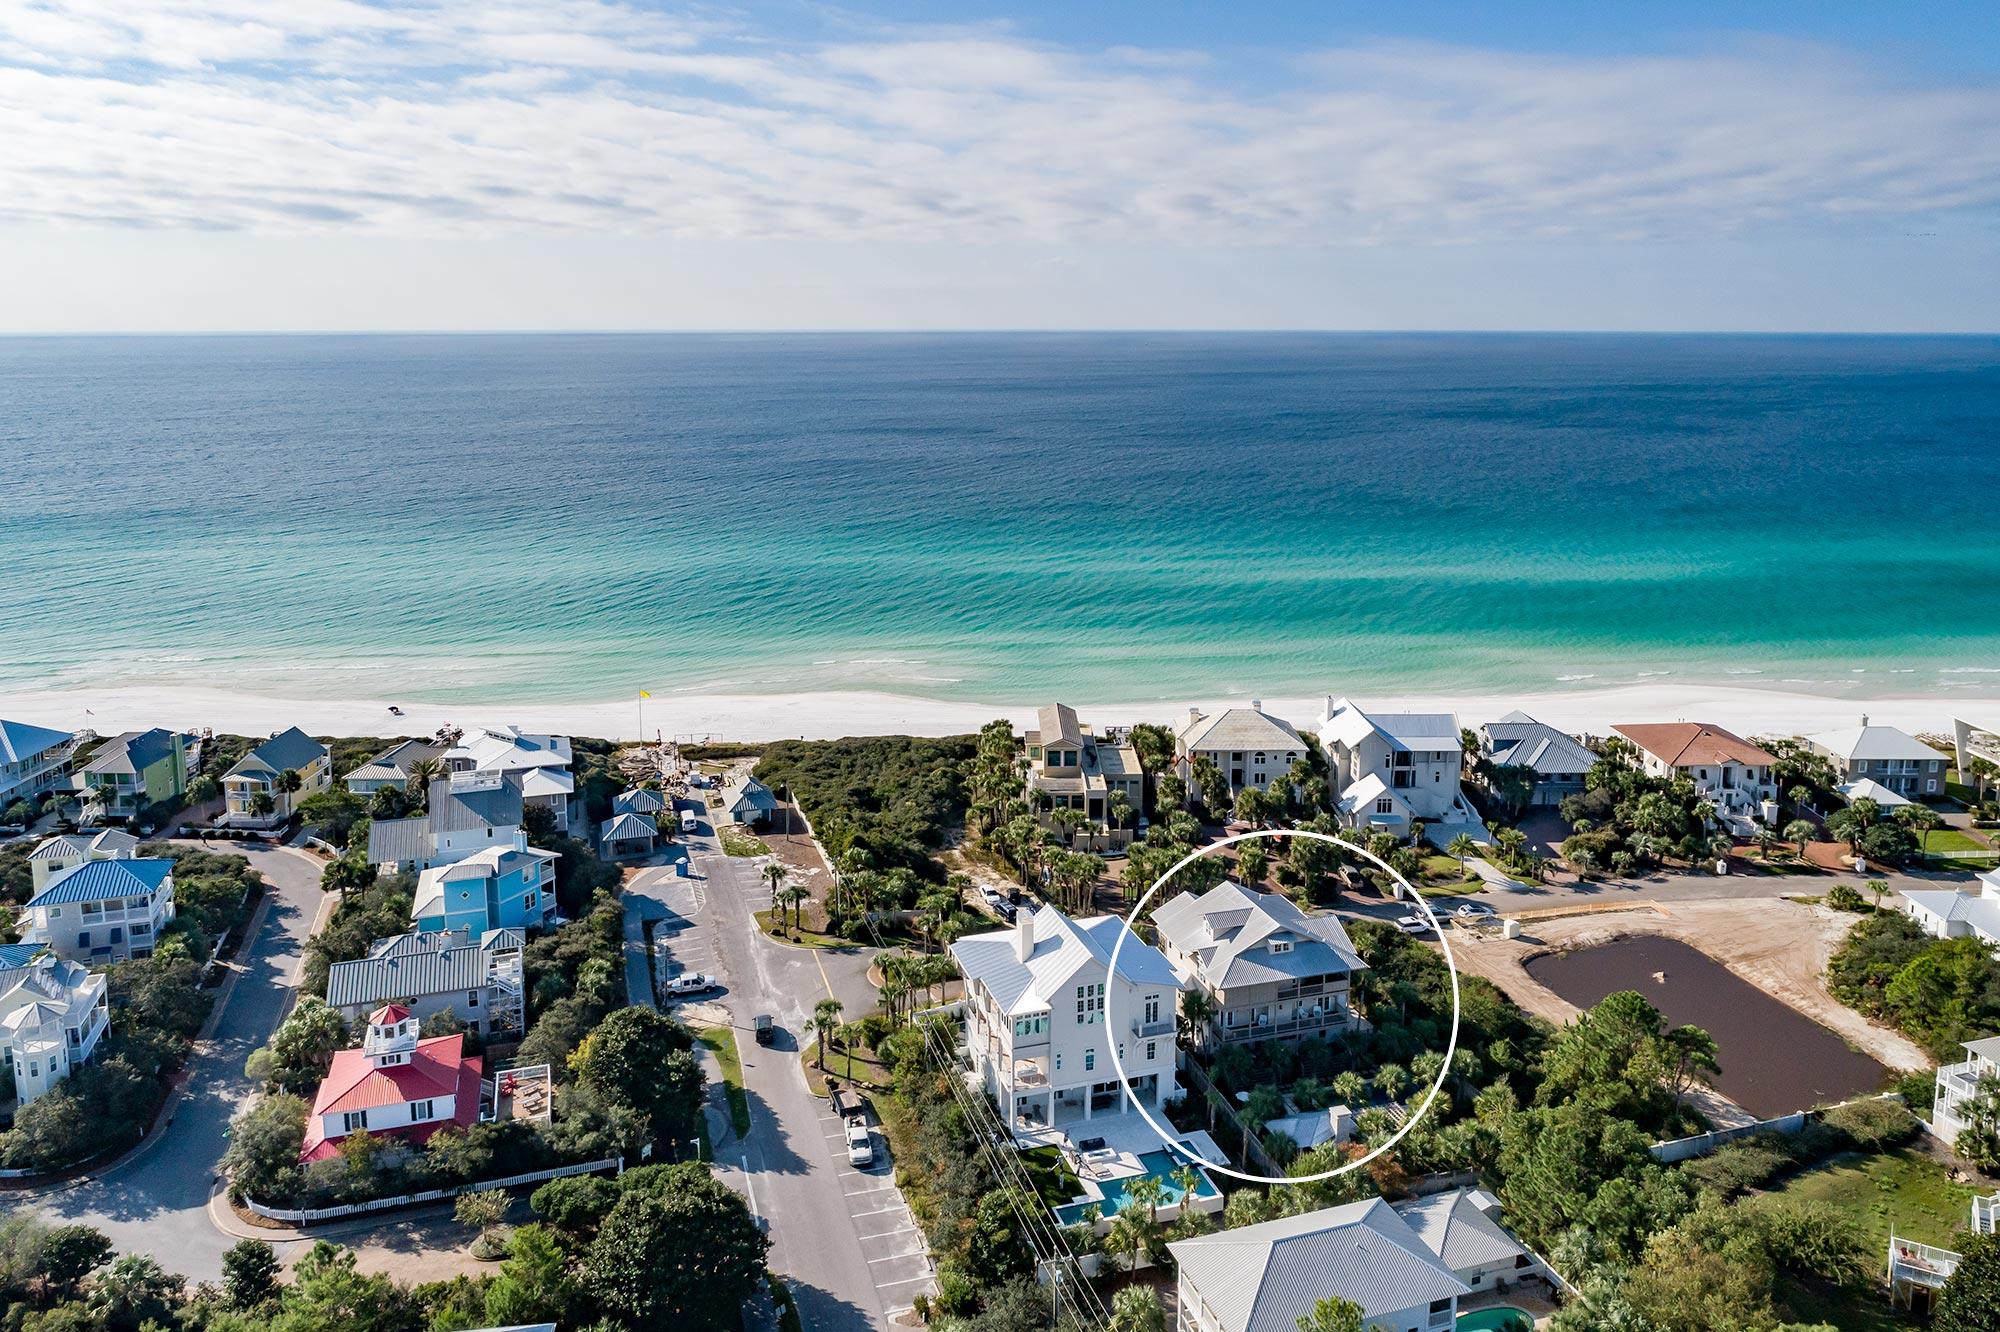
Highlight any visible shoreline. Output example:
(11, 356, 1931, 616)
(1, 679, 1993, 744)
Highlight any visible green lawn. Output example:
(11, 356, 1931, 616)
(1762, 1146, 1976, 1257)
(1921, 828, 1990, 854)
(1018, 1145, 1083, 1208)
(751, 908, 855, 949)
(696, 1026, 753, 1137)
(1417, 879, 1486, 897)
(800, 1040, 894, 1094)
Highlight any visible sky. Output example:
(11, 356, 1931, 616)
(3, 1, 1999, 332)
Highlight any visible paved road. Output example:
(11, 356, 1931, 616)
(652, 801, 929, 1332)
(27, 840, 325, 1280)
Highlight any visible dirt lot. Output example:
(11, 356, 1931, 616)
(1446, 897, 1931, 1077)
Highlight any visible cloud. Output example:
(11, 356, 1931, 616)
(1, 1, 1997, 244)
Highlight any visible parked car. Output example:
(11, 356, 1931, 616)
(754, 1013, 775, 1046)
(845, 1118, 875, 1166)
(1395, 914, 1431, 935)
(680, 809, 699, 834)
(1454, 901, 1497, 920)
(663, 972, 717, 997)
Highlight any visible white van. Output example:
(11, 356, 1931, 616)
(680, 809, 699, 834)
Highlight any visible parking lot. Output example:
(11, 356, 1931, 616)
(818, 1100, 934, 1319)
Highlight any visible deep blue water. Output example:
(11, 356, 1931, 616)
(2, 332, 1996, 705)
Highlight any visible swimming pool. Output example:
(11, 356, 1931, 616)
(1456, 1307, 1533, 1332)
(1052, 1148, 1219, 1225)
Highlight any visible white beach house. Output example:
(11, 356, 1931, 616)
(1901, 869, 2000, 958)
(343, 739, 444, 796)
(1024, 703, 1144, 847)
(0, 951, 110, 1106)
(1152, 880, 1367, 1048)
(1934, 1035, 2000, 1144)
(443, 726, 575, 832)
(951, 905, 1181, 1133)
(0, 720, 82, 808)
(1805, 719, 1950, 802)
(324, 928, 526, 1037)
(1319, 697, 1487, 844)
(23, 858, 176, 963)
(1612, 722, 1777, 827)
(1174, 703, 1305, 804)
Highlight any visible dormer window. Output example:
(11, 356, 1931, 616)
(1269, 939, 1292, 954)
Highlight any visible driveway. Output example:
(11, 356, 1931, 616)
(25, 840, 326, 1280)
(660, 799, 929, 1332)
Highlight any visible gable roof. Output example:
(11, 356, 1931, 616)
(1482, 712, 1596, 777)
(1167, 1198, 1469, 1330)
(29, 857, 174, 907)
(1613, 722, 1776, 770)
(1153, 880, 1366, 989)
(1806, 724, 1942, 764)
(302, 1033, 481, 1160)
(1902, 889, 2000, 942)
(1391, 1188, 1528, 1273)
(228, 726, 327, 777)
(325, 929, 513, 1010)
(1179, 707, 1305, 755)
(1036, 703, 1084, 747)
(613, 787, 667, 814)
(724, 774, 779, 813)
(950, 905, 1179, 1018)
(77, 729, 182, 778)
(1321, 698, 1459, 754)
(1836, 777, 1914, 808)
(29, 829, 140, 862)
(344, 739, 443, 785)
(0, 720, 72, 765)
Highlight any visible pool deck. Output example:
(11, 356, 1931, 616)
(1020, 1111, 1226, 1224)
(1460, 1285, 1561, 1327)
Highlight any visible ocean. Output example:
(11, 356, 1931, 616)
(3, 332, 1997, 709)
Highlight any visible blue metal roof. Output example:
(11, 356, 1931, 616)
(0, 719, 71, 765)
(28, 857, 174, 906)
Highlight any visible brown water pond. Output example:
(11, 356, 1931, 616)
(1524, 934, 1891, 1120)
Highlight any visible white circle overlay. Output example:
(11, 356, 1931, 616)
(1103, 827, 1462, 1186)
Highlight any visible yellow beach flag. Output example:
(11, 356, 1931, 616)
(639, 690, 651, 699)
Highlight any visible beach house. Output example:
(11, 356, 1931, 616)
(1612, 722, 1777, 824)
(300, 1003, 482, 1162)
(28, 828, 140, 894)
(221, 726, 331, 827)
(342, 739, 443, 797)
(0, 952, 109, 1106)
(411, 839, 557, 935)
(1477, 711, 1596, 809)
(1899, 869, 2000, 958)
(71, 729, 190, 823)
(1151, 880, 1366, 1048)
(1933, 1035, 2000, 1144)
(366, 772, 526, 872)
(23, 858, 176, 963)
(0, 720, 82, 809)
(612, 787, 668, 817)
(325, 928, 526, 1037)
(443, 726, 574, 832)
(1169, 1199, 1469, 1332)
(1805, 719, 1950, 802)
(950, 905, 1181, 1133)
(1174, 703, 1306, 805)
(1023, 704, 1144, 847)
(1319, 698, 1487, 844)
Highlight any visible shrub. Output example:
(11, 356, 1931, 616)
(1825, 883, 1868, 912)
(1819, 1097, 1919, 1152)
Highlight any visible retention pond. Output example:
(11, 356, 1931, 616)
(1524, 934, 1892, 1120)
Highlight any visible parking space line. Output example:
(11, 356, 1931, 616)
(877, 1275, 935, 1288)
(867, 1249, 930, 1265)
(857, 1227, 915, 1241)
(852, 1204, 907, 1219)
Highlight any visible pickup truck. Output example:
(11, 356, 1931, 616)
(844, 1118, 875, 1167)
(662, 972, 717, 997)
(753, 1014, 775, 1046)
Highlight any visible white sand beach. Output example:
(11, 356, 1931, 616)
(0, 680, 1992, 745)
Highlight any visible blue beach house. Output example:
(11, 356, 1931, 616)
(411, 834, 557, 935)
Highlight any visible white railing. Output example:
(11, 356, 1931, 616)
(1888, 1236, 1960, 1289)
(1976, 1192, 1999, 1235)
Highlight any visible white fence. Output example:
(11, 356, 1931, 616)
(244, 1155, 622, 1224)
(1650, 1092, 1904, 1163)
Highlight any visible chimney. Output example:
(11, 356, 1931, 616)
(1187, 706, 1202, 728)
(1014, 907, 1036, 963)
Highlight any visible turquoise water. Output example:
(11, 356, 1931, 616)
(1456, 1308, 1534, 1331)
(1052, 1149, 1219, 1224)
(3, 333, 1998, 707)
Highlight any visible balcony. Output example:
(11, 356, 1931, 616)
(1977, 1193, 1999, 1236)
(1889, 1237, 1960, 1289)
(1131, 1017, 1174, 1039)
(1218, 1008, 1352, 1043)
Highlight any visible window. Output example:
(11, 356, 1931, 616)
(1083, 1050, 1095, 1072)
(77, 932, 90, 948)
(1143, 994, 1161, 1023)
(410, 1099, 434, 1120)
(1013, 1014, 1048, 1038)
(1376, 796, 1394, 814)
(467, 991, 481, 1007)
(1054, 1052, 1062, 1071)
(342, 1111, 367, 1133)
(1075, 983, 1102, 1025)
(1146, 1041, 1157, 1061)
(1269, 939, 1292, 954)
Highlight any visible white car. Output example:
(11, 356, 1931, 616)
(1454, 901, 1497, 920)
(663, 972, 717, 997)
(845, 1118, 875, 1166)
(1395, 914, 1431, 935)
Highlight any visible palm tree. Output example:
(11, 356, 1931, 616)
(762, 862, 788, 914)
(1445, 833, 1478, 874)
(276, 767, 303, 796)
(1109, 1284, 1164, 1332)
(1783, 818, 1817, 861)
(781, 884, 811, 934)
(1969, 757, 1998, 803)
(405, 756, 443, 804)
(1107, 792, 1133, 834)
(811, 998, 844, 1070)
(916, 888, 957, 953)
(1177, 991, 1214, 1050)
(1753, 827, 1778, 861)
